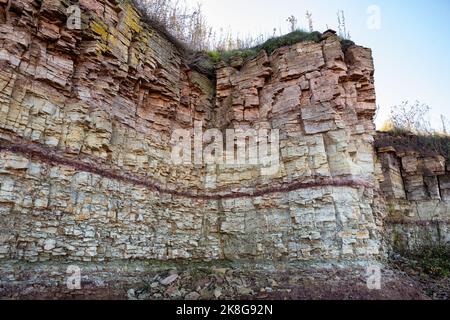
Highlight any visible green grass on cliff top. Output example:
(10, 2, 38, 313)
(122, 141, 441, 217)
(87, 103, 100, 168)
(190, 29, 347, 77)
(207, 30, 323, 64)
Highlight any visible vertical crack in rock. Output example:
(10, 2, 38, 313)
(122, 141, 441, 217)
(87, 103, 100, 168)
(217, 199, 226, 260)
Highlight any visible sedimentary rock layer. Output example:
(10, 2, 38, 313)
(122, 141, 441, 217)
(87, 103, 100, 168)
(377, 137, 450, 250)
(0, 0, 382, 262)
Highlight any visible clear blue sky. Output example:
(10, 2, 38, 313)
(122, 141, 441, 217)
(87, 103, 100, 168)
(186, 0, 450, 130)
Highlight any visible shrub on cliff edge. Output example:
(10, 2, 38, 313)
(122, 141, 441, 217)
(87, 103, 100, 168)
(378, 101, 450, 161)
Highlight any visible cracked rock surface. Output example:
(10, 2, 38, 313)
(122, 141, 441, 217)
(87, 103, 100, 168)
(0, 0, 383, 263)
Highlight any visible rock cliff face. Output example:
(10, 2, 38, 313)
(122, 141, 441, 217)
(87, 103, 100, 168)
(376, 134, 450, 251)
(0, 0, 385, 263)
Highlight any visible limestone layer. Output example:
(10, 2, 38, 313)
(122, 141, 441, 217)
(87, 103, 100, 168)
(377, 136, 450, 251)
(0, 0, 382, 262)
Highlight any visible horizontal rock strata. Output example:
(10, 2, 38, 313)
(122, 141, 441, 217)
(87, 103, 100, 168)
(376, 140, 450, 251)
(0, 0, 382, 262)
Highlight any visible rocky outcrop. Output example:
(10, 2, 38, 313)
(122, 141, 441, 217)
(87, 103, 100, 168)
(0, 0, 383, 263)
(376, 133, 450, 251)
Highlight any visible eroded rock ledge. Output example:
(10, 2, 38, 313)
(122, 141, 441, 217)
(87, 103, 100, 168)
(376, 132, 450, 251)
(1, 0, 382, 263)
